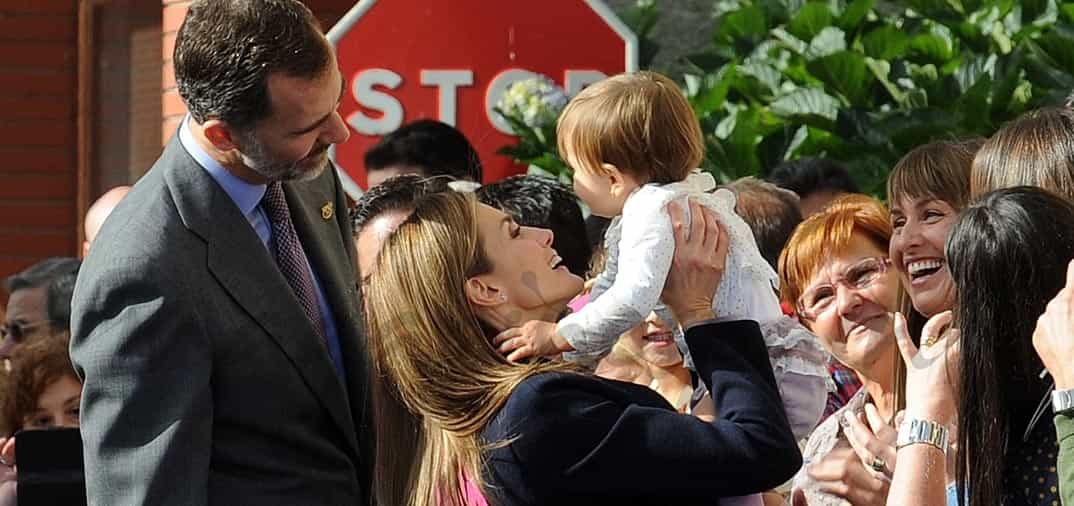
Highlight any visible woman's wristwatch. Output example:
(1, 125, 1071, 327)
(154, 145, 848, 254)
(897, 419, 949, 454)
(1052, 387, 1074, 415)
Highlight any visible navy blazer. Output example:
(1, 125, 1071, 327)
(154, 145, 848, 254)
(482, 320, 802, 505)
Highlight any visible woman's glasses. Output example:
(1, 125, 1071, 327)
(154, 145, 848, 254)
(796, 257, 892, 321)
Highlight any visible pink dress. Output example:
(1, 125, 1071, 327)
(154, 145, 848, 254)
(461, 476, 488, 506)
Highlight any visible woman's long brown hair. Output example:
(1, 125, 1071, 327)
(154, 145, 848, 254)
(364, 191, 575, 505)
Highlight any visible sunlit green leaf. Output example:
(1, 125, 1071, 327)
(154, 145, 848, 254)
(863, 26, 911, 60)
(715, 5, 768, 45)
(771, 27, 810, 54)
(865, 57, 907, 104)
(837, 0, 876, 30)
(687, 64, 738, 117)
(739, 62, 784, 94)
(955, 53, 997, 92)
(1061, 3, 1074, 24)
(1030, 0, 1059, 26)
(788, 2, 835, 40)
(770, 87, 841, 127)
(806, 26, 848, 58)
(910, 25, 956, 62)
(1008, 80, 1033, 112)
(807, 50, 874, 105)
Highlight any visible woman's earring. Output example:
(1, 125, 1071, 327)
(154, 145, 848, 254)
(500, 293, 508, 302)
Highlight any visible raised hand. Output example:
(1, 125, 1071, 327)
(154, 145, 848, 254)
(1033, 258, 1074, 389)
(661, 198, 729, 327)
(894, 311, 960, 424)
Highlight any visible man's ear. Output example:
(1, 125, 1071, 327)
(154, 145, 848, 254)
(602, 163, 638, 198)
(202, 119, 241, 152)
(464, 275, 506, 309)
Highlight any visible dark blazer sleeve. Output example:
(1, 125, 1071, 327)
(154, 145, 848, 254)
(502, 320, 802, 500)
(71, 251, 213, 506)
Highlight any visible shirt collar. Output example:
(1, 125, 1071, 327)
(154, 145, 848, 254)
(178, 115, 267, 217)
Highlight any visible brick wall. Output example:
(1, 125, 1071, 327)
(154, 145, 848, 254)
(0, 0, 361, 305)
(0, 0, 79, 289)
(162, 0, 357, 138)
(87, 0, 162, 194)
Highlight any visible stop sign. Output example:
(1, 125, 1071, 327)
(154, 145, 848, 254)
(326, 0, 638, 197)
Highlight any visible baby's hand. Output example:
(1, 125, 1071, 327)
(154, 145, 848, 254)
(494, 320, 573, 362)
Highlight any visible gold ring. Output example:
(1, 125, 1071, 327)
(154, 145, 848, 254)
(870, 456, 886, 473)
(922, 333, 940, 347)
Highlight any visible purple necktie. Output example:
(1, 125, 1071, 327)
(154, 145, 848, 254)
(261, 181, 327, 341)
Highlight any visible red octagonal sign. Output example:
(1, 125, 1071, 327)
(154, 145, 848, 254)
(327, 0, 637, 197)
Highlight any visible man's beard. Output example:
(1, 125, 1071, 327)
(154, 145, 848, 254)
(238, 132, 330, 182)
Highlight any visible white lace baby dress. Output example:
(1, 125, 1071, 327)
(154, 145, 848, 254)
(560, 170, 830, 436)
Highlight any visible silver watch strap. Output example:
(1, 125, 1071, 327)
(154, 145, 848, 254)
(897, 419, 949, 454)
(1053, 388, 1074, 414)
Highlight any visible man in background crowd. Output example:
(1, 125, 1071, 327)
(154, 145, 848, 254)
(2, 258, 79, 358)
(767, 158, 860, 217)
(363, 119, 483, 189)
(81, 186, 130, 257)
(725, 176, 803, 271)
(351, 174, 450, 280)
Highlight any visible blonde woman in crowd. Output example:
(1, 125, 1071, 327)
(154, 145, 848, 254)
(364, 192, 801, 505)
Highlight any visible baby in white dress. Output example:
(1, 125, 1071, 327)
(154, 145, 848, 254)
(497, 71, 828, 444)
(562, 170, 777, 359)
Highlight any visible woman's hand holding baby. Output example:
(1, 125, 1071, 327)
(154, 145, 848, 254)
(662, 198, 729, 327)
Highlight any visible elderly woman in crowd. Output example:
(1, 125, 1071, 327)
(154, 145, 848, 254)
(780, 195, 914, 506)
(363, 191, 800, 505)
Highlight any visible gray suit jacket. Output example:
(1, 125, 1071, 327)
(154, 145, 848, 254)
(70, 136, 372, 505)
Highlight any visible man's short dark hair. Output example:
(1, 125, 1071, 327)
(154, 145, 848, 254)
(725, 177, 803, 270)
(4, 257, 81, 295)
(174, 0, 330, 130)
(476, 175, 591, 277)
(46, 266, 80, 331)
(766, 157, 860, 198)
(364, 120, 483, 182)
(350, 174, 452, 233)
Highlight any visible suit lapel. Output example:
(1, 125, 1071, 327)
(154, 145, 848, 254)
(163, 138, 360, 459)
(284, 168, 373, 461)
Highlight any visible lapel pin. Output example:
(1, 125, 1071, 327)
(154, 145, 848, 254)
(321, 202, 334, 220)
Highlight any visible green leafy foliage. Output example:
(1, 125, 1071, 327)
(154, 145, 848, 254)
(687, 0, 1074, 195)
(496, 0, 1074, 196)
(494, 106, 571, 184)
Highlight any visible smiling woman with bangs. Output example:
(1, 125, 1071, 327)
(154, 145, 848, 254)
(887, 139, 981, 330)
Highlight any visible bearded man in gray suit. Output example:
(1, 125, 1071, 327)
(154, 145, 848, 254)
(70, 1, 372, 504)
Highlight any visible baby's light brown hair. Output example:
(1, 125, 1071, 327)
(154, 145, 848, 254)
(556, 71, 704, 184)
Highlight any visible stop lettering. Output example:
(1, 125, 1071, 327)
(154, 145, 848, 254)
(327, 0, 638, 195)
